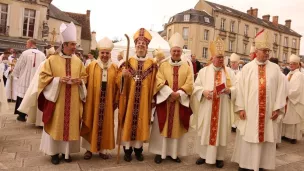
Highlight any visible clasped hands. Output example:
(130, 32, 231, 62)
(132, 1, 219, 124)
(203, 88, 230, 100)
(60, 76, 82, 85)
(168, 92, 180, 103)
(239, 110, 279, 120)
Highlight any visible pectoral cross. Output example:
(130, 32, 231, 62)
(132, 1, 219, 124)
(50, 28, 59, 46)
(134, 75, 140, 82)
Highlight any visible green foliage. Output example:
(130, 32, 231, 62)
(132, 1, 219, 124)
(90, 49, 99, 59)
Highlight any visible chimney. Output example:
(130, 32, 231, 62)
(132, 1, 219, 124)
(262, 15, 270, 21)
(247, 7, 253, 15)
(272, 16, 279, 26)
(285, 19, 291, 28)
(252, 8, 258, 18)
(86, 10, 91, 18)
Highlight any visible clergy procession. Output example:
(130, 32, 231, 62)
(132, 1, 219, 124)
(0, 20, 304, 171)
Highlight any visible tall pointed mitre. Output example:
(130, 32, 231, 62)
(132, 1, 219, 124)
(230, 53, 240, 62)
(60, 22, 77, 43)
(209, 36, 225, 57)
(133, 28, 152, 45)
(289, 54, 300, 63)
(169, 32, 185, 49)
(255, 29, 272, 50)
(97, 37, 114, 50)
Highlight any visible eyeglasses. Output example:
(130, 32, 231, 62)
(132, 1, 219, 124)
(258, 49, 271, 54)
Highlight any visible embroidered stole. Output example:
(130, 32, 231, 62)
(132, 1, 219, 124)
(258, 65, 266, 143)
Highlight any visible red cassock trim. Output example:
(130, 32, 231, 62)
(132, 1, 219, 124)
(38, 93, 55, 124)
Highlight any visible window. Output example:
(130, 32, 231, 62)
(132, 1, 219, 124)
(254, 28, 259, 37)
(204, 29, 209, 40)
(274, 34, 278, 43)
(184, 14, 190, 22)
(273, 50, 277, 58)
(244, 25, 249, 36)
(220, 18, 225, 30)
(292, 39, 296, 48)
(243, 44, 247, 54)
(168, 29, 171, 40)
(284, 37, 288, 46)
(202, 47, 208, 58)
(230, 21, 235, 32)
(169, 17, 174, 23)
(182, 27, 189, 40)
(229, 40, 233, 51)
(283, 52, 287, 62)
(23, 8, 36, 37)
(0, 3, 8, 34)
(204, 17, 210, 23)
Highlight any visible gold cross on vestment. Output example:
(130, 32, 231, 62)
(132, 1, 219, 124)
(260, 78, 265, 84)
(134, 75, 140, 82)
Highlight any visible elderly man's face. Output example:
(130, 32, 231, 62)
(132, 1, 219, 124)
(170, 47, 182, 61)
(135, 40, 148, 57)
(256, 48, 270, 63)
(230, 61, 239, 70)
(289, 62, 299, 71)
(213, 55, 224, 67)
(191, 54, 196, 62)
(99, 49, 111, 63)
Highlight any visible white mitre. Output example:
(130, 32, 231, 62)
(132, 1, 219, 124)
(60, 22, 77, 43)
(169, 32, 185, 49)
(250, 45, 256, 53)
(97, 37, 114, 50)
(230, 53, 240, 62)
(289, 54, 300, 63)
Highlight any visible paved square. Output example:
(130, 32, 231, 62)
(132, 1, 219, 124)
(1, 103, 304, 170)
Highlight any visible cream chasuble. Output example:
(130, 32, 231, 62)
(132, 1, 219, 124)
(149, 59, 193, 159)
(81, 59, 118, 152)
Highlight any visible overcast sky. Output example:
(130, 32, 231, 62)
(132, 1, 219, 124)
(52, 0, 304, 54)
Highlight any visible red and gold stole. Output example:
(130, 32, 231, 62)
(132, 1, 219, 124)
(209, 70, 222, 145)
(258, 65, 266, 143)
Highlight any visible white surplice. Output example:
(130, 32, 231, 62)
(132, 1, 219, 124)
(190, 64, 236, 164)
(282, 69, 304, 140)
(0, 63, 9, 112)
(231, 59, 286, 171)
(4, 67, 18, 101)
(18, 61, 46, 126)
(13, 48, 46, 98)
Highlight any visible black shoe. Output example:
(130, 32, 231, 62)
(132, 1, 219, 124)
(291, 139, 297, 144)
(259, 168, 264, 171)
(231, 127, 237, 132)
(16, 116, 26, 122)
(135, 153, 144, 161)
(281, 136, 287, 140)
(196, 158, 205, 165)
(168, 156, 181, 163)
(216, 160, 224, 168)
(61, 154, 72, 162)
(124, 154, 132, 162)
(51, 154, 60, 165)
(154, 155, 162, 164)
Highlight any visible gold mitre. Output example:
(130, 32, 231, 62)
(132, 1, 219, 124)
(97, 37, 114, 50)
(289, 54, 300, 63)
(209, 36, 225, 57)
(133, 28, 152, 45)
(169, 32, 185, 49)
(255, 29, 272, 50)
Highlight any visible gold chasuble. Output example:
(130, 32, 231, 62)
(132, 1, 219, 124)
(81, 61, 118, 152)
(118, 57, 157, 142)
(154, 61, 193, 139)
(38, 54, 87, 141)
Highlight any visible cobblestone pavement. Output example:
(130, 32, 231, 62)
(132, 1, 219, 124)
(1, 103, 304, 171)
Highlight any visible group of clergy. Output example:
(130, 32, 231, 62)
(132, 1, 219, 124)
(0, 21, 303, 171)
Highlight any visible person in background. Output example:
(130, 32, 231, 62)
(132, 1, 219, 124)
(85, 52, 95, 67)
(191, 54, 202, 79)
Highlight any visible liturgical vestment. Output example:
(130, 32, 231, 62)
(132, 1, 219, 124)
(81, 59, 118, 153)
(231, 59, 286, 171)
(38, 53, 87, 158)
(117, 56, 157, 148)
(149, 59, 193, 159)
(0, 62, 9, 112)
(191, 64, 236, 164)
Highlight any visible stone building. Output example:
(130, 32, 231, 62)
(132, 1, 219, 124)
(161, 0, 302, 63)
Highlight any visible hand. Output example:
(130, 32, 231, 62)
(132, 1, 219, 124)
(71, 78, 82, 85)
(169, 92, 180, 102)
(122, 69, 131, 77)
(60, 76, 70, 83)
(222, 88, 231, 95)
(239, 110, 246, 120)
(271, 110, 279, 120)
(203, 90, 213, 100)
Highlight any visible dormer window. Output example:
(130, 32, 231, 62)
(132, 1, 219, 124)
(184, 14, 190, 22)
(169, 17, 174, 23)
(204, 17, 210, 23)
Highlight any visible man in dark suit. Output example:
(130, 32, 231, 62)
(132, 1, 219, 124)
(191, 54, 202, 79)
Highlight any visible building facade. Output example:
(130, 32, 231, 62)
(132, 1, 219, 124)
(162, 0, 302, 64)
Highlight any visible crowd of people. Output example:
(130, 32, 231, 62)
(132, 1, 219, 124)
(0, 22, 304, 171)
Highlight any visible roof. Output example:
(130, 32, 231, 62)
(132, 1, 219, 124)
(205, 1, 301, 37)
(64, 12, 92, 40)
(48, 4, 80, 25)
(167, 9, 215, 27)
